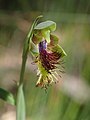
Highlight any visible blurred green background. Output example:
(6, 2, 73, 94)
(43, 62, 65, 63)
(0, 0, 90, 120)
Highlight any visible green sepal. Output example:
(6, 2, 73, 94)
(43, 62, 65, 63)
(34, 20, 56, 31)
(52, 45, 67, 58)
(0, 88, 15, 105)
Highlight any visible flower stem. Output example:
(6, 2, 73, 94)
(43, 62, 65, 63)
(16, 15, 43, 120)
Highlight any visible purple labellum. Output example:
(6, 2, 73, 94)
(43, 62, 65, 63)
(38, 40, 61, 73)
(35, 39, 64, 88)
(40, 50, 61, 72)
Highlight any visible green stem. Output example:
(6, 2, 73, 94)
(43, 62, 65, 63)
(16, 15, 43, 120)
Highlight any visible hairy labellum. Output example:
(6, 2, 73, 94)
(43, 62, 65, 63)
(40, 50, 61, 72)
(35, 40, 63, 88)
(31, 20, 66, 89)
(38, 40, 61, 72)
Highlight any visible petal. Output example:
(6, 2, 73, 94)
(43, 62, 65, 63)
(51, 45, 67, 58)
(29, 41, 38, 56)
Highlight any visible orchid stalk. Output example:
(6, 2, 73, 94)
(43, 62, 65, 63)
(16, 15, 43, 120)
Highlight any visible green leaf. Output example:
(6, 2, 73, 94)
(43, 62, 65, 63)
(52, 45, 67, 58)
(16, 85, 25, 120)
(34, 20, 56, 31)
(0, 88, 15, 105)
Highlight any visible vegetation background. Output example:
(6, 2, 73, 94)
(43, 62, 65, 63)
(0, 0, 90, 120)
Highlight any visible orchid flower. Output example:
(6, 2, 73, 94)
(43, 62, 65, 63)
(30, 20, 67, 88)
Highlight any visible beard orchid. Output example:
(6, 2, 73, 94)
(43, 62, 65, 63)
(30, 20, 67, 89)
